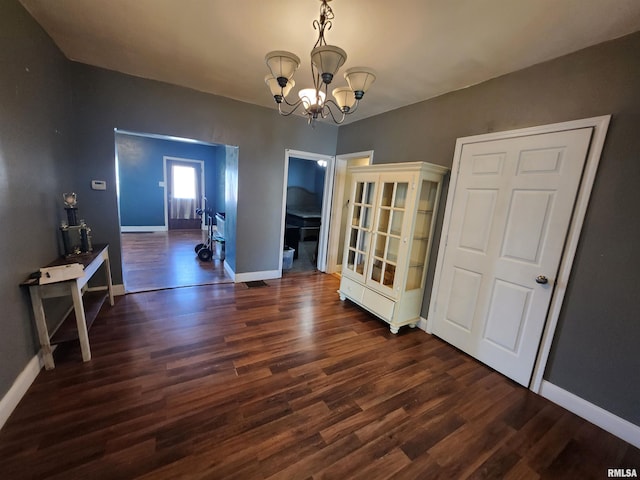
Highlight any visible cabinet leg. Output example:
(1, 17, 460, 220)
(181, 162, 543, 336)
(409, 323, 417, 328)
(339, 293, 346, 301)
(389, 325, 400, 334)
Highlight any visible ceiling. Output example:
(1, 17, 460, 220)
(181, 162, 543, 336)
(19, 0, 640, 124)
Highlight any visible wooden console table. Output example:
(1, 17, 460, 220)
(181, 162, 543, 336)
(21, 244, 114, 369)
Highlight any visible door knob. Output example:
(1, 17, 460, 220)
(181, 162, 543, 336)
(535, 275, 549, 284)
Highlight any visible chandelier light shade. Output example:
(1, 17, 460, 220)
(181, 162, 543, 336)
(264, 0, 376, 125)
(344, 67, 377, 99)
(265, 74, 295, 99)
(265, 51, 301, 85)
(331, 86, 355, 111)
(311, 45, 347, 84)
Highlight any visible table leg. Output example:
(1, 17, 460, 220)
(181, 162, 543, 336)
(29, 286, 55, 370)
(70, 282, 91, 362)
(103, 250, 114, 306)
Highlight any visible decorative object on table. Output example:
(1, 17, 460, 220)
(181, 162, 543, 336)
(60, 193, 93, 257)
(264, 0, 376, 126)
(63, 192, 78, 225)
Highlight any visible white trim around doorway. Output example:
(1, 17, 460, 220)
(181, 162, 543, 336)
(280, 149, 335, 273)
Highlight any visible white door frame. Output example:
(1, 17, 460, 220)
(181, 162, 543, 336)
(427, 115, 611, 393)
(325, 151, 374, 274)
(163, 156, 206, 230)
(279, 149, 335, 272)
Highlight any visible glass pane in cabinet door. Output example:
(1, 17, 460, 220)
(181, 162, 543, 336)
(387, 237, 400, 263)
(377, 209, 390, 233)
(347, 250, 355, 270)
(361, 206, 372, 230)
(380, 183, 394, 207)
(374, 234, 387, 258)
(351, 206, 361, 226)
(355, 252, 366, 274)
(406, 265, 423, 290)
(418, 180, 437, 211)
(357, 230, 370, 252)
(371, 258, 383, 282)
(383, 263, 396, 286)
(394, 183, 408, 208)
(413, 211, 433, 238)
(364, 182, 375, 205)
(390, 211, 404, 236)
(348, 228, 358, 249)
(410, 238, 428, 267)
(354, 182, 364, 203)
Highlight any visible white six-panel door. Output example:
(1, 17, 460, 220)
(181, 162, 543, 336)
(430, 128, 593, 386)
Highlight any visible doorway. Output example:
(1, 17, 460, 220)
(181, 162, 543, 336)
(164, 157, 204, 230)
(115, 130, 233, 292)
(428, 116, 610, 389)
(280, 150, 334, 273)
(325, 151, 373, 275)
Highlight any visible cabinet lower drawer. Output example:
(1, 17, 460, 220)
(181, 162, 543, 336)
(340, 276, 365, 302)
(362, 289, 395, 321)
(340, 276, 396, 322)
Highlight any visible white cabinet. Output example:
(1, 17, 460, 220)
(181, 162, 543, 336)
(338, 162, 448, 333)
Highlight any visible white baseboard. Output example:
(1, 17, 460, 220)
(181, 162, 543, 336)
(0, 353, 44, 430)
(120, 226, 167, 233)
(540, 380, 640, 449)
(223, 261, 235, 282)
(222, 262, 282, 283)
(234, 269, 282, 283)
(417, 316, 428, 332)
(112, 283, 125, 296)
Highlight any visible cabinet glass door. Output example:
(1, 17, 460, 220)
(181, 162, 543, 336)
(344, 179, 376, 278)
(368, 180, 408, 294)
(406, 179, 438, 290)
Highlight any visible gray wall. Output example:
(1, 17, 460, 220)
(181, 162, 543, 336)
(0, 1, 74, 396)
(338, 32, 640, 425)
(69, 63, 338, 282)
(0, 0, 337, 399)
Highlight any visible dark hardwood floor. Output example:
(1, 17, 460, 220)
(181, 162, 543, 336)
(121, 230, 231, 292)
(1, 273, 637, 479)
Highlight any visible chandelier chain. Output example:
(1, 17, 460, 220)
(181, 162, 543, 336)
(313, 0, 334, 49)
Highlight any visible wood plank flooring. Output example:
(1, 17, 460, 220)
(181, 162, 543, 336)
(1, 273, 638, 479)
(121, 230, 231, 292)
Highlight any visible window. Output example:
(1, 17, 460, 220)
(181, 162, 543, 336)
(172, 165, 196, 199)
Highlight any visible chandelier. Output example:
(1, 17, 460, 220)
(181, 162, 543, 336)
(264, 0, 376, 126)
